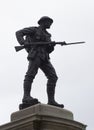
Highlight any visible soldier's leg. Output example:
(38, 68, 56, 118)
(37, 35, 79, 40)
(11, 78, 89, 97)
(23, 57, 41, 103)
(40, 60, 64, 108)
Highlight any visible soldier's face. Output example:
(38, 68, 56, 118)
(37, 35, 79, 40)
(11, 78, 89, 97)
(42, 21, 52, 29)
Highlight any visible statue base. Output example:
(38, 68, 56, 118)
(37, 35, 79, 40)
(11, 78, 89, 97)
(0, 104, 87, 130)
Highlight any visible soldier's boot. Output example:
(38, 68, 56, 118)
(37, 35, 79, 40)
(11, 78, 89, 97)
(22, 81, 38, 104)
(47, 86, 64, 108)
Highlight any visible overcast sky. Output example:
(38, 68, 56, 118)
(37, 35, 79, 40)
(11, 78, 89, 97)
(0, 0, 94, 130)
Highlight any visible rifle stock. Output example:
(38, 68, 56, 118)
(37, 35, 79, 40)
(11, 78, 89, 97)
(15, 45, 25, 52)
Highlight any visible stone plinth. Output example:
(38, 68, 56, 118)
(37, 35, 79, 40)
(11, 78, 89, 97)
(0, 103, 86, 130)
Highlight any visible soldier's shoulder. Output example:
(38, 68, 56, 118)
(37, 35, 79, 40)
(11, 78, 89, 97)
(22, 26, 38, 33)
(25, 26, 38, 30)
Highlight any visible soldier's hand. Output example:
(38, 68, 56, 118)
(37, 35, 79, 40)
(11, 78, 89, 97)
(50, 41, 56, 46)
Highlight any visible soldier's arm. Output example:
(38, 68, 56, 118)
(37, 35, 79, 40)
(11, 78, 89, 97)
(15, 27, 35, 45)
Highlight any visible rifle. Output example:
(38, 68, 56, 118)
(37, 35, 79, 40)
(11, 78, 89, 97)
(15, 41, 85, 52)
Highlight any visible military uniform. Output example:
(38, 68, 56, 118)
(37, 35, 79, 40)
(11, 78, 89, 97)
(16, 16, 64, 108)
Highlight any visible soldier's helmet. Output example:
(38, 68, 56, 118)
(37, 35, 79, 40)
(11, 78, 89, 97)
(38, 16, 53, 25)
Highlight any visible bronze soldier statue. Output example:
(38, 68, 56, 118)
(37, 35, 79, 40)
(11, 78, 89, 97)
(16, 16, 65, 109)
